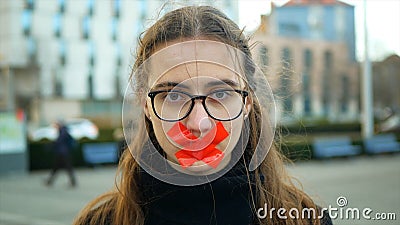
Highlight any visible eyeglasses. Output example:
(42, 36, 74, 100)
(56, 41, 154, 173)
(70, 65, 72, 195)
(147, 89, 248, 122)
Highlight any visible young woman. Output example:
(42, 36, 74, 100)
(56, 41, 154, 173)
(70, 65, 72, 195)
(73, 5, 332, 225)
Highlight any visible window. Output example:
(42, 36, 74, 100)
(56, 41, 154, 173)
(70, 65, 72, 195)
(53, 14, 62, 38)
(27, 37, 35, 55)
(88, 72, 94, 99)
(303, 49, 313, 115)
(115, 44, 122, 98)
(280, 47, 293, 113)
(259, 45, 269, 70)
(58, 0, 65, 14)
(115, 44, 122, 67)
(322, 73, 330, 116)
(114, 0, 121, 18)
(88, 42, 96, 66)
(24, 0, 34, 10)
(324, 50, 333, 69)
(341, 75, 349, 113)
(55, 41, 64, 97)
(21, 10, 32, 36)
(82, 16, 91, 39)
(279, 23, 300, 36)
(304, 49, 312, 69)
(322, 50, 332, 116)
(282, 47, 292, 63)
(335, 6, 346, 40)
(27, 37, 36, 61)
(55, 77, 63, 97)
(88, 0, 94, 16)
(303, 72, 311, 115)
(304, 95, 311, 115)
(114, 70, 121, 99)
(308, 6, 324, 39)
(111, 17, 118, 41)
(59, 40, 66, 66)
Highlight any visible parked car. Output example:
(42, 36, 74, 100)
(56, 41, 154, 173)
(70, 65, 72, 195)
(379, 113, 400, 133)
(29, 118, 99, 141)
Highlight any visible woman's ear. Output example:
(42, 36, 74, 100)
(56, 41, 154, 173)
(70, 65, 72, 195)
(144, 100, 152, 121)
(244, 95, 252, 119)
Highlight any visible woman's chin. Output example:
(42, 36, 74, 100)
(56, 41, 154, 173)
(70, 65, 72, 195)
(167, 154, 232, 176)
(184, 161, 216, 173)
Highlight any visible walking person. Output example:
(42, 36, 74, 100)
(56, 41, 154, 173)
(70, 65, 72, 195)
(45, 120, 77, 187)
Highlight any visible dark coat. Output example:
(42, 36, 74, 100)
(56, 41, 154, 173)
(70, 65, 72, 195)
(54, 125, 73, 155)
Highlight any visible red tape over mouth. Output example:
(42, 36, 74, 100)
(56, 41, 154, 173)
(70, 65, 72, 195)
(167, 122, 229, 169)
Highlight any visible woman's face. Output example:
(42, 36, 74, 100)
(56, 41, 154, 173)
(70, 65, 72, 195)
(144, 42, 251, 175)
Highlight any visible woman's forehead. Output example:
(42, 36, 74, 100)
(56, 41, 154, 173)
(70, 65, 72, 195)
(154, 62, 241, 86)
(145, 40, 246, 86)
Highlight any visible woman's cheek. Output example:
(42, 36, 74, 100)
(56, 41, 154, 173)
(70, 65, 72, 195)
(153, 121, 180, 157)
(219, 120, 242, 151)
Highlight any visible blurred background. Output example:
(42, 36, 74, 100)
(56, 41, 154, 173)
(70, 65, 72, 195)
(0, 0, 399, 225)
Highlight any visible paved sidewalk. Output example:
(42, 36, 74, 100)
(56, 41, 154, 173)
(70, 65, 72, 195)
(1, 154, 399, 225)
(0, 166, 116, 225)
(287, 154, 400, 225)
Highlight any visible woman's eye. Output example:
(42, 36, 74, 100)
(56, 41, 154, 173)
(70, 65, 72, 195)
(166, 92, 184, 101)
(211, 91, 229, 100)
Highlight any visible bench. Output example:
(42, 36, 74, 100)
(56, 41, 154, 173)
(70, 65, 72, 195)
(82, 142, 118, 165)
(364, 134, 400, 154)
(312, 136, 361, 158)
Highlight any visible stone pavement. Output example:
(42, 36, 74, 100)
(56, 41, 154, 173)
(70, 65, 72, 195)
(287, 154, 400, 225)
(0, 154, 399, 225)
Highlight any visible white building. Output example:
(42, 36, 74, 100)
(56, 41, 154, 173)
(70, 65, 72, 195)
(0, 0, 239, 126)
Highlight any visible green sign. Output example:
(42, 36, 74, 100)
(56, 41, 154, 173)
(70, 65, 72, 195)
(0, 111, 26, 154)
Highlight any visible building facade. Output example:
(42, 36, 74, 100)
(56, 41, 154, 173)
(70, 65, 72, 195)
(250, 1, 359, 123)
(271, 0, 356, 62)
(0, 0, 239, 126)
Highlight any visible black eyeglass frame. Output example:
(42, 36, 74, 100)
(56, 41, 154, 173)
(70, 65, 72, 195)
(147, 89, 249, 122)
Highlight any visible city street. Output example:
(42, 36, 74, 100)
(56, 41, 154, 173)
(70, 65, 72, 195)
(1, 154, 399, 225)
(1, 1, 399, 225)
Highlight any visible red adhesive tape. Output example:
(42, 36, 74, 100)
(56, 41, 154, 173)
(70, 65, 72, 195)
(167, 122, 215, 150)
(167, 122, 229, 169)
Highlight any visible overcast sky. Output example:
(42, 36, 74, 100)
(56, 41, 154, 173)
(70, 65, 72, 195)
(238, 0, 400, 62)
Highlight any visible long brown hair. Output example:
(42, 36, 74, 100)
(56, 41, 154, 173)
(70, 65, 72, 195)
(73, 5, 320, 225)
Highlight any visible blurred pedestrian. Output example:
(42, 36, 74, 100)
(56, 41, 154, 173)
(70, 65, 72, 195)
(45, 120, 77, 187)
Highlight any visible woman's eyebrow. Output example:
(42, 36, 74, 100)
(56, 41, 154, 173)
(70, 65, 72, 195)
(152, 82, 189, 89)
(205, 79, 241, 88)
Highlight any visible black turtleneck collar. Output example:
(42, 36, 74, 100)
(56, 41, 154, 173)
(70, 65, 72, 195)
(138, 156, 257, 225)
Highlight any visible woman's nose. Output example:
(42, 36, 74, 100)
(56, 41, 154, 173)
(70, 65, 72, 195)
(184, 101, 212, 137)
